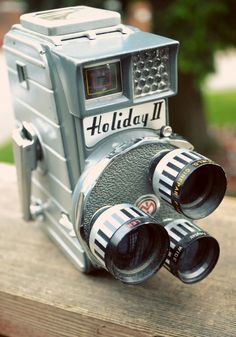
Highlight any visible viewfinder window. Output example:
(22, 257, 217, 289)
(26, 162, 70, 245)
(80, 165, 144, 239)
(84, 61, 122, 99)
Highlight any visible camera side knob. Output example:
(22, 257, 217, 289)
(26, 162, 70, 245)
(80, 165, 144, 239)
(12, 122, 43, 220)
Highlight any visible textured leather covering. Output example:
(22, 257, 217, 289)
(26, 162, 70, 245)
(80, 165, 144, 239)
(83, 142, 182, 241)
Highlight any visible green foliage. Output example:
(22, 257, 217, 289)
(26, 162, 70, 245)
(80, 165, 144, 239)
(0, 141, 14, 163)
(151, 0, 236, 83)
(204, 89, 236, 127)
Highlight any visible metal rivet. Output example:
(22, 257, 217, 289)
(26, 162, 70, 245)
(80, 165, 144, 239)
(160, 126, 172, 137)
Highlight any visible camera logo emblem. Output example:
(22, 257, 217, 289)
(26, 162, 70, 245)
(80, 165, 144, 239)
(136, 194, 160, 216)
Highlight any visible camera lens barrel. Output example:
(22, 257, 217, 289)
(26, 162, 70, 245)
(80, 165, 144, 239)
(162, 218, 220, 283)
(150, 148, 227, 219)
(89, 204, 170, 284)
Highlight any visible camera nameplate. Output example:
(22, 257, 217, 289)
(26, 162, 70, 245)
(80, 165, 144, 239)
(83, 99, 166, 147)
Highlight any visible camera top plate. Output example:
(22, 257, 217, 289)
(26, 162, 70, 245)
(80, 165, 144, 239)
(20, 6, 121, 36)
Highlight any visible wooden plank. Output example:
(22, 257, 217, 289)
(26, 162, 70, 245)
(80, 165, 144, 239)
(0, 163, 235, 337)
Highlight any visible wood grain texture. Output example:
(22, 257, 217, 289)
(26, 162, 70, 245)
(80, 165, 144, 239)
(0, 163, 235, 337)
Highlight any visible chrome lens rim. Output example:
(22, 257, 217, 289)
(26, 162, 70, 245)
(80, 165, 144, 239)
(105, 220, 170, 284)
(151, 148, 227, 219)
(177, 236, 220, 284)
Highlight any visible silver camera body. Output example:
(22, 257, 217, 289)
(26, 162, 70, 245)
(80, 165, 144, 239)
(4, 6, 226, 284)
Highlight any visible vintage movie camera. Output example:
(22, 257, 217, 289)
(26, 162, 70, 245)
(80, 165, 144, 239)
(4, 6, 227, 284)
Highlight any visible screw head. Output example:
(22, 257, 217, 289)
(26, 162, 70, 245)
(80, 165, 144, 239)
(161, 125, 172, 137)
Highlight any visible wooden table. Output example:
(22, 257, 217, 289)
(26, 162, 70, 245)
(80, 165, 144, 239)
(0, 163, 235, 337)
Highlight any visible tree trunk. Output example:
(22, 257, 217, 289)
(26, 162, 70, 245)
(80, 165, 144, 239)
(169, 72, 221, 156)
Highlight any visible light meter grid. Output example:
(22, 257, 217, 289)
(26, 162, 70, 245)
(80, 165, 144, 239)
(132, 47, 170, 98)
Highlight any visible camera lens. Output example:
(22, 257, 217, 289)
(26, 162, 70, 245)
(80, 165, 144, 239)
(112, 225, 155, 270)
(178, 237, 219, 282)
(150, 148, 227, 219)
(163, 219, 220, 283)
(178, 240, 200, 271)
(89, 204, 170, 284)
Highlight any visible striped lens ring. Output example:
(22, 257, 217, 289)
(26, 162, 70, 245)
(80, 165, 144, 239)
(150, 148, 227, 219)
(162, 218, 220, 283)
(89, 204, 169, 284)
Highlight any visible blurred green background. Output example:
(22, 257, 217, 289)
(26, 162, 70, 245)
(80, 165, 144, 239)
(0, 141, 13, 163)
(205, 89, 236, 127)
